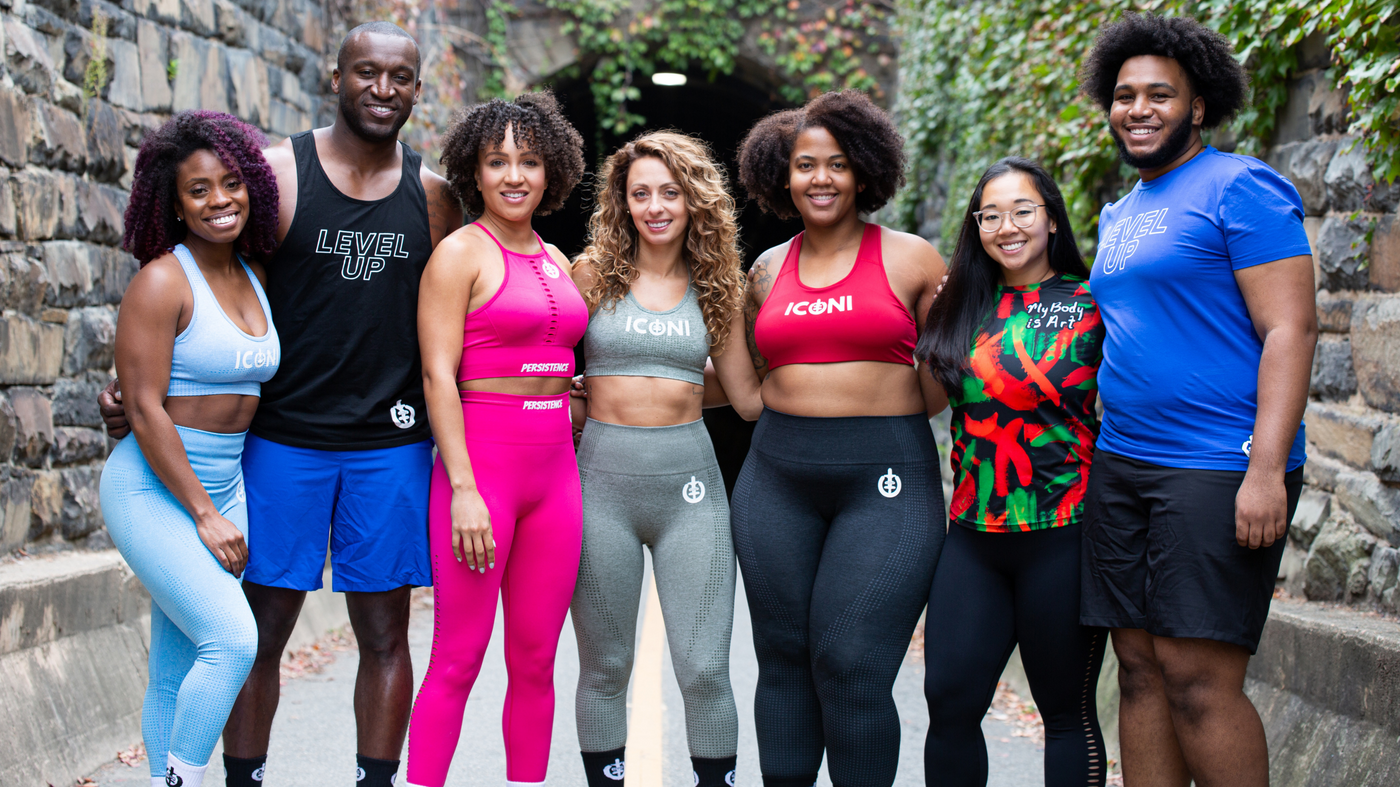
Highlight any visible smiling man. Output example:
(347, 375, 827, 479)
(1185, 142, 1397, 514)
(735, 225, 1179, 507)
(1076, 14, 1316, 787)
(102, 21, 461, 787)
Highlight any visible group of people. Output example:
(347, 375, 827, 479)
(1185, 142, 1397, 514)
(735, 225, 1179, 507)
(96, 10, 1315, 787)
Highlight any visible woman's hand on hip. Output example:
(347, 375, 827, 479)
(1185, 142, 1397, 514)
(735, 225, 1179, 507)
(196, 512, 248, 576)
(451, 487, 496, 572)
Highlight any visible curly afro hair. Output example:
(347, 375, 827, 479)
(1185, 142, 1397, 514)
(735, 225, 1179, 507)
(438, 90, 585, 217)
(1079, 13, 1248, 130)
(123, 110, 278, 265)
(738, 89, 906, 220)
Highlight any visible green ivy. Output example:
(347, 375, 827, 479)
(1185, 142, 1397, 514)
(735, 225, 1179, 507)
(893, 0, 1400, 257)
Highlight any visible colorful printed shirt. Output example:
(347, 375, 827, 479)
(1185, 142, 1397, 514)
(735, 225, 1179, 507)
(948, 274, 1103, 532)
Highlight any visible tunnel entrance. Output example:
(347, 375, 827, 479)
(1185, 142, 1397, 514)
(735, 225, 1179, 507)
(543, 70, 801, 496)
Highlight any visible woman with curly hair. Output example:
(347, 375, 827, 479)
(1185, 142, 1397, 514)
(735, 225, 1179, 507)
(732, 89, 948, 787)
(406, 90, 588, 787)
(99, 110, 280, 787)
(568, 131, 761, 787)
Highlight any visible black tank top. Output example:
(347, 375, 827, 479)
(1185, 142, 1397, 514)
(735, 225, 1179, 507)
(251, 131, 434, 450)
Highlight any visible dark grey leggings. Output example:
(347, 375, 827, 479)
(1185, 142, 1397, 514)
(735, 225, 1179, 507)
(732, 408, 945, 787)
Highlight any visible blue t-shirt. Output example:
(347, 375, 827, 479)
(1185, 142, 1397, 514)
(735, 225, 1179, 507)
(1090, 147, 1311, 471)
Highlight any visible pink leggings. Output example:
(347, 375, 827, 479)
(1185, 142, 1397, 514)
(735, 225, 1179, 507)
(407, 391, 582, 786)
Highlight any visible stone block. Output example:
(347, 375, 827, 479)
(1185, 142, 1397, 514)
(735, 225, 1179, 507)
(10, 387, 54, 467)
(1316, 290, 1353, 333)
(0, 171, 14, 238)
(41, 240, 98, 307)
(1306, 401, 1384, 468)
(1310, 335, 1356, 401)
(136, 20, 172, 113)
(74, 180, 125, 245)
(51, 426, 105, 465)
(1374, 423, 1400, 484)
(1275, 71, 1334, 146)
(1370, 212, 1400, 293)
(58, 464, 101, 539)
(1, 252, 51, 316)
(62, 305, 117, 376)
(1304, 511, 1377, 602)
(300, 1, 323, 52)
(51, 371, 108, 427)
(84, 99, 125, 183)
(1325, 140, 1374, 213)
(62, 25, 93, 89)
(0, 314, 65, 385)
(1335, 468, 1400, 545)
(254, 22, 288, 69)
(105, 36, 142, 111)
(1291, 487, 1331, 551)
(0, 470, 33, 551)
(27, 467, 62, 539)
(27, 98, 86, 173)
(267, 97, 308, 137)
(5, 17, 57, 95)
(0, 392, 15, 464)
(1351, 294, 1400, 414)
(227, 47, 270, 127)
(213, 0, 245, 46)
(0, 85, 32, 168)
(170, 32, 230, 113)
(97, 245, 137, 303)
(181, 0, 216, 36)
(1370, 546, 1400, 612)
(51, 78, 85, 115)
(1280, 139, 1336, 216)
(1316, 215, 1370, 291)
(11, 168, 59, 241)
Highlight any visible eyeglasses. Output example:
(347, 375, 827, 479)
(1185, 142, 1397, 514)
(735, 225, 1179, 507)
(972, 204, 1045, 233)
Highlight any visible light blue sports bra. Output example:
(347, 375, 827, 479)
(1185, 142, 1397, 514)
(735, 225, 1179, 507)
(167, 244, 280, 397)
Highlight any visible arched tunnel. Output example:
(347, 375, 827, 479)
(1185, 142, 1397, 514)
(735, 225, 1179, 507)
(536, 69, 804, 497)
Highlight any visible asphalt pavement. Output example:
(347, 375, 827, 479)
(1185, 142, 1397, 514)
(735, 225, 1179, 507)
(87, 555, 1044, 787)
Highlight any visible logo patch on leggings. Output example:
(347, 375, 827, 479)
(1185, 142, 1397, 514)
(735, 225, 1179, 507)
(356, 766, 365, 781)
(166, 768, 184, 787)
(877, 468, 902, 498)
(251, 766, 264, 781)
(390, 399, 416, 428)
(682, 475, 706, 504)
(604, 758, 626, 780)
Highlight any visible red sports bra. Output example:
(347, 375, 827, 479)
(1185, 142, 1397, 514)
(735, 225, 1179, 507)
(754, 223, 916, 370)
(457, 224, 589, 382)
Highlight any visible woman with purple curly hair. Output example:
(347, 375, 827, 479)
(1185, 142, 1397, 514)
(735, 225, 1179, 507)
(100, 110, 281, 787)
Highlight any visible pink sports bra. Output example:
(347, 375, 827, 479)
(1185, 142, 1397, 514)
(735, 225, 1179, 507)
(457, 224, 589, 382)
(754, 223, 917, 370)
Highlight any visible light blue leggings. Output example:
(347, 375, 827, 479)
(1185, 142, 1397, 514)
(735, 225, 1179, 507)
(100, 426, 257, 778)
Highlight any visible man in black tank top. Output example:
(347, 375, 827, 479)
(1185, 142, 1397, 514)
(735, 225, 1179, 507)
(101, 22, 461, 787)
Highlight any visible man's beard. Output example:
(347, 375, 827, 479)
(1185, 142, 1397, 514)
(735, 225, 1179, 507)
(1111, 113, 1195, 171)
(338, 91, 407, 143)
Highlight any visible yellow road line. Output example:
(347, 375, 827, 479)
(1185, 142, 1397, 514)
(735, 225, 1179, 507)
(625, 572, 665, 787)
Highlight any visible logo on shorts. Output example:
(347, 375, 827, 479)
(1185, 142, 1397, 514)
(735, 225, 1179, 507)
(542, 260, 561, 278)
(390, 400, 416, 429)
(1242, 434, 1253, 457)
(166, 768, 184, 787)
(236, 479, 246, 503)
(251, 766, 264, 781)
(682, 475, 706, 504)
(356, 766, 365, 781)
(878, 468, 902, 498)
(523, 399, 564, 410)
(603, 758, 625, 780)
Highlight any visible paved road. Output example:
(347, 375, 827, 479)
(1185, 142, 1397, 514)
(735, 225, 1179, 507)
(89, 555, 1043, 787)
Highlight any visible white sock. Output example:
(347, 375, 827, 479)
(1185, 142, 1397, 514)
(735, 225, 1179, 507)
(152, 778, 167, 787)
(163, 753, 209, 787)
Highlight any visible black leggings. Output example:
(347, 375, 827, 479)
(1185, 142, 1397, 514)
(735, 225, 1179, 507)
(923, 522, 1107, 787)
(732, 409, 945, 787)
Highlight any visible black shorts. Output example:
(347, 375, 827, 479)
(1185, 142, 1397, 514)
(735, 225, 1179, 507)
(1079, 449, 1304, 653)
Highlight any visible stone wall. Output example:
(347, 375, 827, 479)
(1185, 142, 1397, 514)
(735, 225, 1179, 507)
(0, 0, 334, 554)
(1265, 38, 1400, 613)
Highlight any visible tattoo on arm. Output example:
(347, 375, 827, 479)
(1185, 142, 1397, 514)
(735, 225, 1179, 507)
(745, 251, 775, 377)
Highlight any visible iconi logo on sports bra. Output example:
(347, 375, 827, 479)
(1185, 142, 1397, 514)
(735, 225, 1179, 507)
(390, 400, 416, 429)
(603, 758, 626, 780)
(624, 316, 692, 337)
(232, 349, 277, 370)
(682, 475, 706, 504)
(878, 468, 902, 498)
(783, 295, 853, 317)
(541, 260, 562, 278)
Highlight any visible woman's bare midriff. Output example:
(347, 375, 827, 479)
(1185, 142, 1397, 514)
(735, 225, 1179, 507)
(761, 361, 924, 418)
(458, 376, 572, 396)
(164, 394, 261, 434)
(584, 375, 705, 427)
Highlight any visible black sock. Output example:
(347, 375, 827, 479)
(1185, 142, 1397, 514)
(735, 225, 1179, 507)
(355, 754, 399, 786)
(223, 754, 266, 786)
(693, 755, 737, 787)
(581, 747, 627, 787)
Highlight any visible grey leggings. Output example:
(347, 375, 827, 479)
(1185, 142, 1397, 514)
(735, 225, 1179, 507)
(571, 418, 739, 758)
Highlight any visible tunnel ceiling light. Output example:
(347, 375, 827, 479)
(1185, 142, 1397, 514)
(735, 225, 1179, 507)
(652, 72, 687, 87)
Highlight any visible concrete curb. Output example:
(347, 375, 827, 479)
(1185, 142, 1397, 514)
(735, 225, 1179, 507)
(0, 550, 349, 787)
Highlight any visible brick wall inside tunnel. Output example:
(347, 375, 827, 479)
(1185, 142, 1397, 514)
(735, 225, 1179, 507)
(0, 0, 336, 554)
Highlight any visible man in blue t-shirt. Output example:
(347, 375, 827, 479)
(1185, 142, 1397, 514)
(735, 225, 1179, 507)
(1077, 14, 1316, 786)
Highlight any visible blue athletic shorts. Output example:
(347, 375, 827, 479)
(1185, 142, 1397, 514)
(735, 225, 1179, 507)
(241, 434, 433, 592)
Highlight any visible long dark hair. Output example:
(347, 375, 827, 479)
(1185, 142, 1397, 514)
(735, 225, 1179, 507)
(915, 157, 1088, 393)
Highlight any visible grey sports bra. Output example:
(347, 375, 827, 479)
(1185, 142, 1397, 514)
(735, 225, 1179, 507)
(583, 284, 708, 385)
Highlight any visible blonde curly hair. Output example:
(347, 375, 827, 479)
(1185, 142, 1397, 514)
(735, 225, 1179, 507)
(577, 131, 745, 353)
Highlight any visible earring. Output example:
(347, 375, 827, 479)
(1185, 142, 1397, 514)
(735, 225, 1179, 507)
(176, 216, 183, 222)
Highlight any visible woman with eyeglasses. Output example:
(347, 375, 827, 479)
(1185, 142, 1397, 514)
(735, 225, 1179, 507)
(916, 157, 1108, 787)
